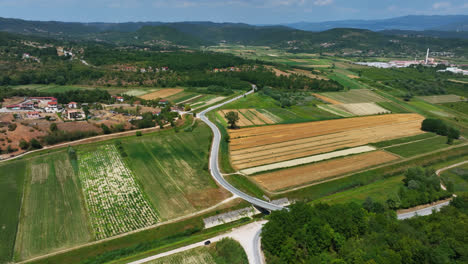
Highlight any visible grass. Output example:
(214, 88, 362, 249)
(0, 161, 27, 263)
(311, 175, 404, 205)
(376, 101, 410, 113)
(328, 73, 366, 90)
(14, 151, 92, 261)
(385, 136, 456, 158)
(12, 84, 85, 93)
(208, 112, 235, 174)
(117, 122, 222, 220)
(222, 93, 278, 109)
(225, 174, 266, 199)
(370, 133, 436, 148)
(441, 164, 468, 195)
(441, 101, 468, 116)
(146, 238, 248, 264)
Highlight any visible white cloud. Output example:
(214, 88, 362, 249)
(432, 1, 451, 9)
(313, 0, 333, 6)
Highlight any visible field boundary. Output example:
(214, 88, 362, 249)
(16, 196, 238, 264)
(265, 142, 468, 195)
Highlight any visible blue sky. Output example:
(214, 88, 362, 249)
(0, 0, 467, 24)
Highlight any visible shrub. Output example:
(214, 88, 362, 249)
(19, 139, 30, 150)
(7, 123, 17, 131)
(29, 138, 42, 149)
(136, 131, 142, 137)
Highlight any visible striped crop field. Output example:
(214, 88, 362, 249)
(78, 145, 158, 239)
(218, 109, 278, 127)
(228, 114, 424, 170)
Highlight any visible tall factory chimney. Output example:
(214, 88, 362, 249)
(425, 48, 430, 64)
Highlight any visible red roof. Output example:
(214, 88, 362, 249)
(6, 104, 20, 108)
(69, 102, 77, 104)
(28, 111, 40, 115)
(48, 102, 58, 105)
(116, 96, 124, 99)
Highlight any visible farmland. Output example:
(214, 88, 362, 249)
(330, 103, 390, 116)
(147, 247, 215, 264)
(78, 145, 159, 239)
(121, 122, 230, 220)
(140, 88, 184, 100)
(218, 109, 276, 127)
(228, 114, 424, 170)
(385, 136, 459, 158)
(252, 151, 399, 191)
(317, 89, 388, 104)
(0, 162, 26, 263)
(417, 94, 465, 104)
(14, 151, 92, 260)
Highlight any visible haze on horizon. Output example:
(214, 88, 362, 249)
(0, 0, 467, 24)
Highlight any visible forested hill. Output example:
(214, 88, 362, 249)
(1, 17, 468, 56)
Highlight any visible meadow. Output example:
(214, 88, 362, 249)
(441, 164, 468, 195)
(385, 136, 456, 157)
(0, 162, 26, 263)
(13, 151, 92, 261)
(121, 122, 230, 220)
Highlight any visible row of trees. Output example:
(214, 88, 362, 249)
(262, 195, 468, 264)
(421, 118, 460, 144)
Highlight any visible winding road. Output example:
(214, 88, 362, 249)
(199, 86, 284, 212)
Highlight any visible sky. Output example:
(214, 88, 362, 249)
(0, 0, 467, 24)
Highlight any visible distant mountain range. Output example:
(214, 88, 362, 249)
(0, 16, 467, 56)
(284, 15, 468, 32)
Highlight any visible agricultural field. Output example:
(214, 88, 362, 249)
(385, 136, 459, 158)
(140, 88, 184, 100)
(228, 114, 424, 170)
(121, 122, 230, 220)
(147, 247, 215, 264)
(78, 145, 159, 239)
(317, 89, 389, 104)
(330, 103, 390, 116)
(417, 94, 465, 104)
(441, 101, 468, 116)
(191, 95, 227, 110)
(241, 146, 377, 175)
(0, 162, 27, 263)
(12, 84, 85, 93)
(311, 175, 405, 205)
(14, 151, 92, 260)
(218, 109, 276, 127)
(252, 151, 399, 191)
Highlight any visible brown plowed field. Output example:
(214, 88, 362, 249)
(252, 151, 399, 191)
(139, 88, 183, 100)
(313, 93, 342, 104)
(229, 114, 424, 169)
(219, 109, 277, 127)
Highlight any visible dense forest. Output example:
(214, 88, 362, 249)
(262, 195, 468, 264)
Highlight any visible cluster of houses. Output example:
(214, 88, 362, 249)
(213, 66, 241, 73)
(4, 97, 85, 120)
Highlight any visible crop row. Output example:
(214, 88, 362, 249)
(78, 145, 159, 239)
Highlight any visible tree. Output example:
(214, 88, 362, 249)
(225, 111, 240, 129)
(19, 139, 30, 150)
(30, 138, 42, 149)
(49, 123, 58, 132)
(136, 131, 142, 137)
(101, 124, 111, 134)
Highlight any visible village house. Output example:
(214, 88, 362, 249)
(65, 109, 84, 120)
(45, 101, 59, 113)
(158, 99, 169, 106)
(116, 96, 124, 103)
(68, 102, 78, 109)
(26, 111, 41, 119)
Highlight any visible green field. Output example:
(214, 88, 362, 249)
(319, 89, 388, 104)
(385, 136, 455, 157)
(376, 101, 410, 113)
(441, 164, 468, 195)
(0, 162, 27, 263)
(147, 238, 248, 264)
(442, 101, 468, 116)
(14, 151, 92, 261)
(311, 176, 404, 205)
(13, 84, 86, 93)
(371, 133, 436, 148)
(328, 73, 366, 90)
(121, 122, 225, 220)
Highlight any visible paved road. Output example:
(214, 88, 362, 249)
(199, 86, 284, 212)
(127, 221, 266, 264)
(397, 201, 451, 220)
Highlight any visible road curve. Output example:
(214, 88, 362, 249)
(199, 86, 284, 212)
